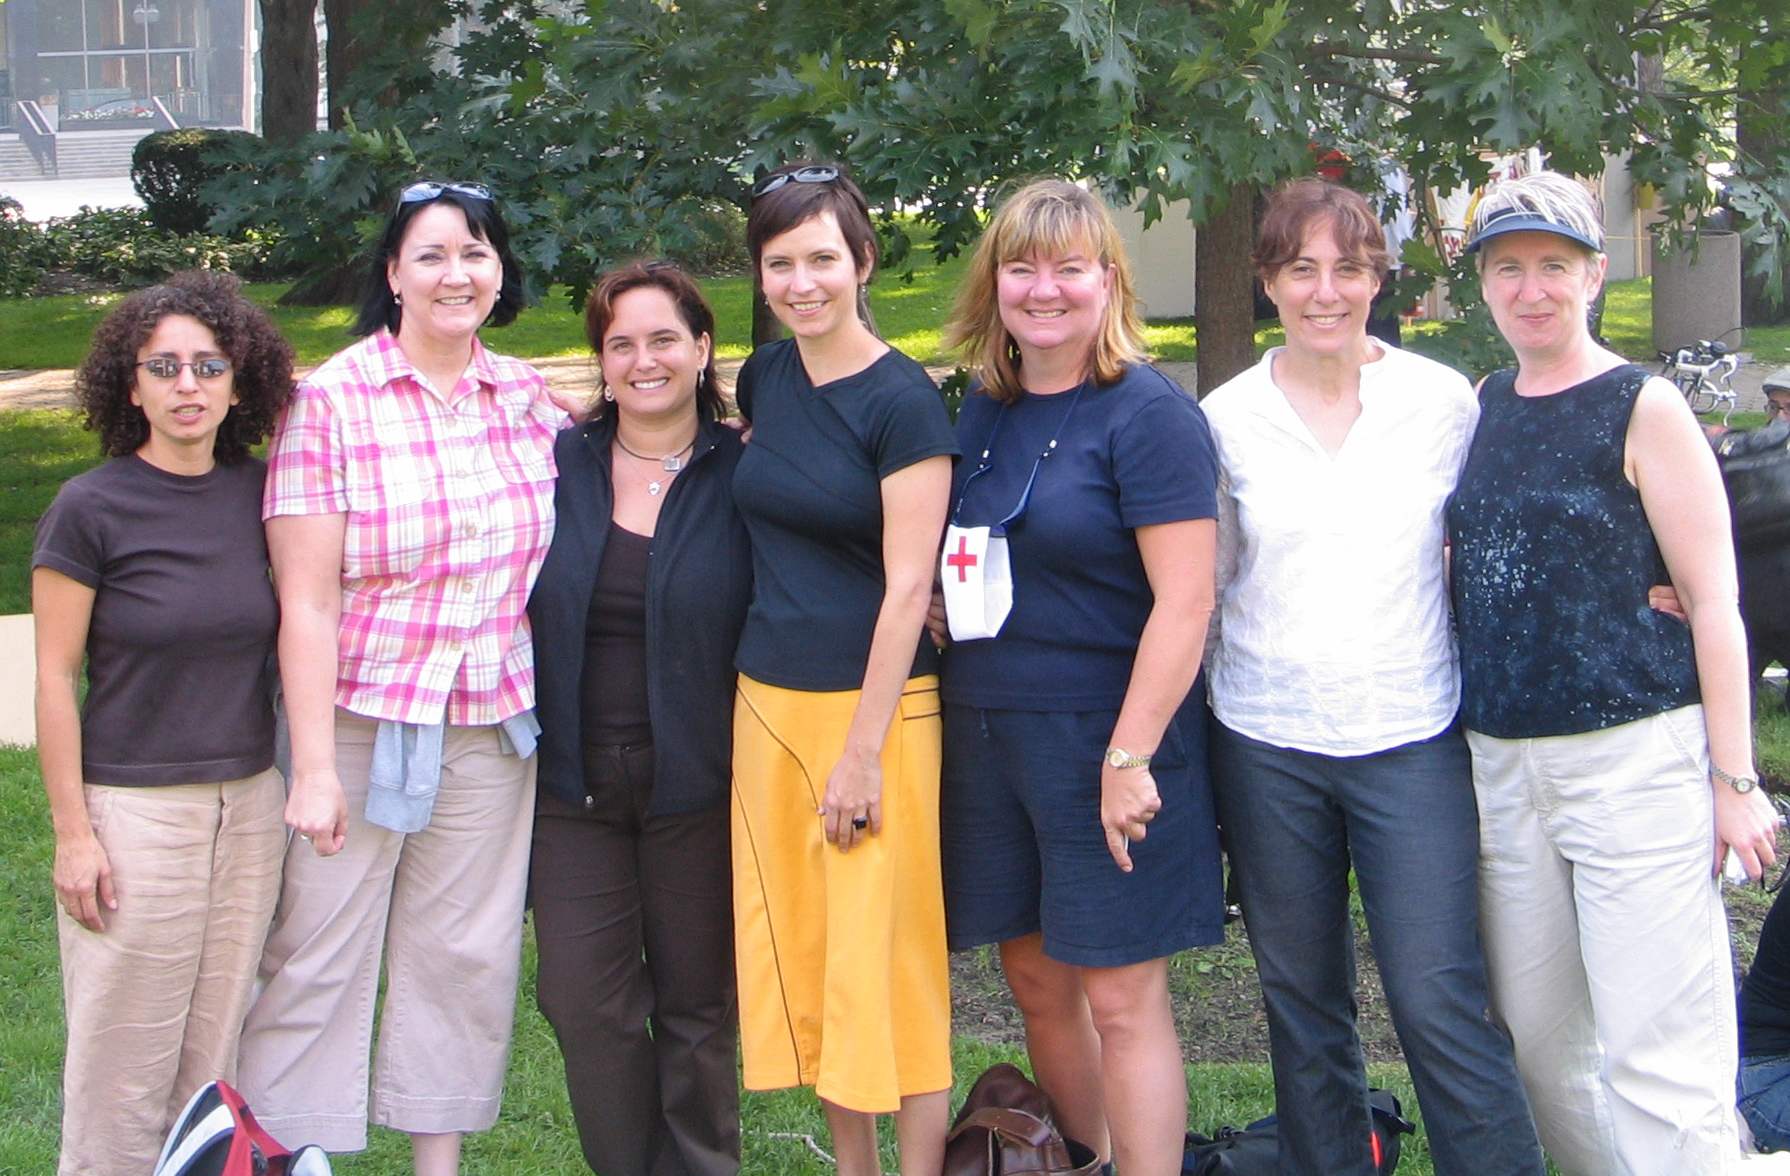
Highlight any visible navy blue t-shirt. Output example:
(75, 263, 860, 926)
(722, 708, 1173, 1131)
(941, 364, 1217, 710)
(733, 338, 959, 691)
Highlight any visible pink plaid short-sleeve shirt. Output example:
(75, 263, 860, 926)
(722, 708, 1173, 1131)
(264, 330, 563, 726)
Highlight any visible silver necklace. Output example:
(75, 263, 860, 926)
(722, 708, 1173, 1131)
(614, 435, 694, 497)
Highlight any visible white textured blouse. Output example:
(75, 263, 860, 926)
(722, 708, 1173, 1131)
(1203, 344, 1478, 756)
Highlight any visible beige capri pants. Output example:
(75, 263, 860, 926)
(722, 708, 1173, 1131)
(234, 711, 536, 1152)
(57, 767, 286, 1176)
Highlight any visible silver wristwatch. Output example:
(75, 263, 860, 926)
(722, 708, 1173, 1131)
(1711, 763, 1759, 794)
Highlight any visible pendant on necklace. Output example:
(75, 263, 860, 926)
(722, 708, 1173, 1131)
(661, 455, 684, 472)
(648, 481, 663, 497)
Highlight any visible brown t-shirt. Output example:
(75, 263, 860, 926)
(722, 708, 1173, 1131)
(33, 454, 279, 786)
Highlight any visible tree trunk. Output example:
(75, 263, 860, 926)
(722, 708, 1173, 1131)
(322, 0, 373, 129)
(1193, 181, 1258, 397)
(321, 0, 449, 128)
(752, 286, 782, 347)
(259, 0, 319, 145)
(1737, 84, 1790, 326)
(278, 262, 366, 306)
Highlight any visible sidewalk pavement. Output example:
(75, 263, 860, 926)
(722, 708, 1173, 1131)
(0, 355, 1777, 415)
(0, 177, 140, 222)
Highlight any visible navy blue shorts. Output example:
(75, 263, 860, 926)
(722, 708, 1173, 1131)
(939, 691, 1225, 967)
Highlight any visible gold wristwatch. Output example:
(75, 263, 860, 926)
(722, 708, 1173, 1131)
(1105, 747, 1152, 770)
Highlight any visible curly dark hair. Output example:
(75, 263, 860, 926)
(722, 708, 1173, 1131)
(76, 270, 295, 463)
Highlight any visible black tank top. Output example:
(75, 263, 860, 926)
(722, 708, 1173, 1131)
(1447, 364, 1699, 737)
(579, 522, 653, 746)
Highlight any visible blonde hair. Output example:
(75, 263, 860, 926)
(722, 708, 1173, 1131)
(942, 179, 1148, 404)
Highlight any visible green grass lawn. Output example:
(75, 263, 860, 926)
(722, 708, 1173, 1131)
(0, 243, 976, 371)
(0, 742, 1430, 1174)
(16, 273, 1788, 376)
(3, 247, 1182, 373)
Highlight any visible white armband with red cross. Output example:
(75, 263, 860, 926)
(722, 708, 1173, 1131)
(940, 523, 1013, 641)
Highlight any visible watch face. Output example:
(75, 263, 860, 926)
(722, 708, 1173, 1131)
(1106, 748, 1125, 768)
(1737, 777, 1758, 793)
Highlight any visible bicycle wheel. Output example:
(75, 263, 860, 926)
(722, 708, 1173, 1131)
(1686, 384, 1720, 414)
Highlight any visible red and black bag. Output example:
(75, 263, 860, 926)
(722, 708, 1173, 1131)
(152, 1080, 333, 1176)
(1182, 1087, 1415, 1175)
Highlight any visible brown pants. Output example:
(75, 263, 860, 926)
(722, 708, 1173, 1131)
(531, 742, 739, 1176)
(234, 714, 535, 1151)
(57, 768, 286, 1176)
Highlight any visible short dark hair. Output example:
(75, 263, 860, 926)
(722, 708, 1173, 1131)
(583, 260, 725, 424)
(746, 161, 878, 281)
(351, 183, 527, 337)
(75, 270, 294, 464)
(1253, 177, 1392, 284)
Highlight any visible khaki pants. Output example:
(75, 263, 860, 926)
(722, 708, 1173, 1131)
(1470, 705, 1744, 1176)
(57, 768, 286, 1176)
(234, 713, 535, 1152)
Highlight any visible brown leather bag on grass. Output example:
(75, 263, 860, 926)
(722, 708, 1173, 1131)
(942, 1063, 1103, 1176)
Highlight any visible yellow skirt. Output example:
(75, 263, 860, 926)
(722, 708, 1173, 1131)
(731, 673, 953, 1113)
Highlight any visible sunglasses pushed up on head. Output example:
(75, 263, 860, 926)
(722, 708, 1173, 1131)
(749, 166, 841, 200)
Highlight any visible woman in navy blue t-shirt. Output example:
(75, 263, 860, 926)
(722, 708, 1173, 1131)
(936, 179, 1223, 1176)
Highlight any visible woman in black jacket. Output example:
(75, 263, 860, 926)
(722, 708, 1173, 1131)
(528, 260, 752, 1176)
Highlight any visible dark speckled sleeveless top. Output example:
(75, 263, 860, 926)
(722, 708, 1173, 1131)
(1447, 364, 1699, 738)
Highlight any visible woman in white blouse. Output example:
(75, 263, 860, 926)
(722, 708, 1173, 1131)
(1200, 177, 1543, 1176)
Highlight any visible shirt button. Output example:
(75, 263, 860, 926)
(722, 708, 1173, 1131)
(464, 523, 480, 539)
(461, 579, 475, 595)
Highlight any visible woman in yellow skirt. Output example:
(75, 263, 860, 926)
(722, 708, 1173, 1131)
(730, 161, 959, 1176)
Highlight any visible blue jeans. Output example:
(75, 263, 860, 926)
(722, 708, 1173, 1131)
(1210, 720, 1543, 1176)
(1741, 1054, 1790, 1152)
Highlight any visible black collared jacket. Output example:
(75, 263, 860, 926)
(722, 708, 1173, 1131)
(529, 415, 751, 814)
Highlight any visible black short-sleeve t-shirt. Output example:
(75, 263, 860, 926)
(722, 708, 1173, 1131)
(733, 338, 959, 691)
(33, 455, 279, 786)
(941, 364, 1218, 710)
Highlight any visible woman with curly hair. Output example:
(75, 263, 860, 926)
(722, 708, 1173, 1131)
(32, 269, 295, 1176)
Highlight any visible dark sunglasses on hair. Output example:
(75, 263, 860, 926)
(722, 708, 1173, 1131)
(399, 181, 493, 204)
(137, 357, 232, 380)
(750, 165, 842, 200)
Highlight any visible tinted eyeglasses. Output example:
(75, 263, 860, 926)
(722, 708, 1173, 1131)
(749, 165, 841, 200)
(399, 181, 493, 204)
(137, 357, 232, 380)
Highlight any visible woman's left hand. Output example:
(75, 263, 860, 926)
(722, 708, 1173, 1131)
(820, 745, 883, 852)
(1102, 764, 1161, 873)
(1715, 782, 1782, 882)
(544, 385, 591, 418)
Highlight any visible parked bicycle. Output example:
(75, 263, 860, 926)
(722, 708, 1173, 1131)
(1658, 338, 1741, 420)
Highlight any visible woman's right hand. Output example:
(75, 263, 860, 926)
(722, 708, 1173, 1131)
(53, 831, 115, 932)
(926, 584, 951, 649)
(1101, 763, 1161, 873)
(285, 768, 349, 856)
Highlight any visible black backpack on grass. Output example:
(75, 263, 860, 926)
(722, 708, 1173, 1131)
(1183, 1087, 1415, 1175)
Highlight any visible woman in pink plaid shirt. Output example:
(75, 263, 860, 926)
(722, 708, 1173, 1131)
(234, 181, 563, 1176)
